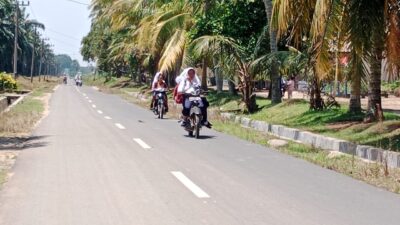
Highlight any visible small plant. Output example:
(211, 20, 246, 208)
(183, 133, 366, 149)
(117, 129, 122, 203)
(0, 72, 17, 91)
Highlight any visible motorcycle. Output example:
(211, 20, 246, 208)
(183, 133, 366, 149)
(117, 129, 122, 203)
(183, 87, 206, 139)
(76, 79, 82, 87)
(153, 89, 167, 119)
(63, 76, 67, 84)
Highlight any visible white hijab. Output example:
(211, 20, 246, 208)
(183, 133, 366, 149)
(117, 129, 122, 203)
(153, 72, 162, 84)
(175, 67, 200, 84)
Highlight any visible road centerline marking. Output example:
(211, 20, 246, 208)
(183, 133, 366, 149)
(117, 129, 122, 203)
(97, 110, 103, 114)
(115, 123, 126, 129)
(171, 171, 210, 199)
(92, 104, 96, 108)
(104, 116, 112, 120)
(133, 138, 151, 149)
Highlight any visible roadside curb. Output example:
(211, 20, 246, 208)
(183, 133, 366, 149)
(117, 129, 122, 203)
(220, 112, 400, 168)
(2, 92, 31, 114)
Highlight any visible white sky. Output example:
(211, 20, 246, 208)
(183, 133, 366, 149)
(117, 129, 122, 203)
(26, 0, 92, 66)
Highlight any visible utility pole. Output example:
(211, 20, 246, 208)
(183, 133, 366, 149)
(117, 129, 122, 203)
(30, 28, 36, 83)
(38, 38, 48, 82)
(38, 39, 44, 82)
(13, 0, 30, 79)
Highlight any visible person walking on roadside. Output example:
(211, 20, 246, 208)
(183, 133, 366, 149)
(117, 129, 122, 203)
(286, 76, 295, 100)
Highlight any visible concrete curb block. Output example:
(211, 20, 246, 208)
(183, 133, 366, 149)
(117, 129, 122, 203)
(0, 97, 8, 113)
(3, 94, 28, 113)
(220, 112, 400, 168)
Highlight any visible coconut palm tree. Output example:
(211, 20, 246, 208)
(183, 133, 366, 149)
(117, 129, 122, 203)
(262, 0, 281, 104)
(272, 0, 346, 110)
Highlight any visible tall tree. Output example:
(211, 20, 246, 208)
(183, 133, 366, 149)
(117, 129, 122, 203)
(263, 0, 281, 104)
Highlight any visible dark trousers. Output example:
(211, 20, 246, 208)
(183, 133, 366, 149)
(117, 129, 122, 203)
(182, 97, 209, 122)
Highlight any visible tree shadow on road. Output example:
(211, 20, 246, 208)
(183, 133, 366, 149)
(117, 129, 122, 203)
(0, 135, 49, 150)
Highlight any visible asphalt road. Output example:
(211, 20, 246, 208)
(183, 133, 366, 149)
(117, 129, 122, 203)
(0, 83, 399, 225)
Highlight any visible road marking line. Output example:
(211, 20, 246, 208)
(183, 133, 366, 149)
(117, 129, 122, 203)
(83, 93, 86, 96)
(104, 116, 112, 120)
(88, 100, 92, 103)
(115, 123, 125, 129)
(133, 138, 151, 149)
(97, 110, 103, 114)
(92, 104, 96, 108)
(171, 171, 210, 199)
(85, 96, 89, 99)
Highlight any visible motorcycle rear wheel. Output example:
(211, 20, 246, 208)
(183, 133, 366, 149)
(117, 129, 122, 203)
(158, 105, 164, 119)
(195, 115, 201, 139)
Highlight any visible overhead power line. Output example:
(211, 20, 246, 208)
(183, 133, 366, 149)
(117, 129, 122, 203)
(66, 0, 90, 6)
(47, 28, 82, 41)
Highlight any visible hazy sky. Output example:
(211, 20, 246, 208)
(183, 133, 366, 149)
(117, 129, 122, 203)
(26, 0, 92, 65)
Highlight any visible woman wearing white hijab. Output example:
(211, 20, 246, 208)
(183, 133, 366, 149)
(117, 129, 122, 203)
(150, 71, 164, 109)
(176, 67, 201, 85)
(177, 68, 211, 128)
(152, 72, 163, 90)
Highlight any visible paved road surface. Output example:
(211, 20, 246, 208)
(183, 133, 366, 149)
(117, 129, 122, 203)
(1, 83, 399, 225)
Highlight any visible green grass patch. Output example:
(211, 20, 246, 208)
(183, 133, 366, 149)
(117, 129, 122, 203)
(0, 96, 44, 135)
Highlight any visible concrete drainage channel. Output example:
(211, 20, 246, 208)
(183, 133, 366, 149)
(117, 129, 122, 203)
(221, 113, 400, 168)
(0, 90, 31, 114)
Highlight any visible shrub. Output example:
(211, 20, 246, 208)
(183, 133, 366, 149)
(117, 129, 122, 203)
(0, 72, 17, 91)
(395, 87, 400, 97)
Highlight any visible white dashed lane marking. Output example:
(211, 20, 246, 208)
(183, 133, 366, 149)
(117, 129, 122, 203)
(133, 138, 151, 149)
(171, 172, 210, 199)
(115, 123, 126, 130)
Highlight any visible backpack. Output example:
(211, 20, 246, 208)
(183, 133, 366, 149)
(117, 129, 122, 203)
(173, 85, 183, 104)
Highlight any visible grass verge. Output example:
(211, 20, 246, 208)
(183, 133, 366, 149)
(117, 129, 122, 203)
(207, 91, 400, 151)
(212, 119, 400, 194)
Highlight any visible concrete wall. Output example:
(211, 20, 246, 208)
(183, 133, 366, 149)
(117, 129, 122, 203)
(0, 97, 8, 113)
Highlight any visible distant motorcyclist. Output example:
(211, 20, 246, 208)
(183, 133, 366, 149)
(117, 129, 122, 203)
(150, 72, 164, 110)
(177, 68, 211, 128)
(151, 74, 169, 113)
(62, 75, 67, 84)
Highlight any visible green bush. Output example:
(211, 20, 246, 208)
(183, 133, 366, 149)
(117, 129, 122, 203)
(382, 81, 400, 92)
(0, 72, 17, 91)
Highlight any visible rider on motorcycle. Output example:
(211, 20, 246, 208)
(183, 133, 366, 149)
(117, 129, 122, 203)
(150, 72, 163, 110)
(151, 74, 168, 112)
(177, 68, 212, 128)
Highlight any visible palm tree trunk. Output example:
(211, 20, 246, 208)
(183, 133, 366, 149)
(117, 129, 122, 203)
(201, 58, 208, 90)
(228, 79, 237, 96)
(349, 73, 361, 113)
(366, 28, 385, 121)
(368, 44, 384, 121)
(214, 57, 223, 93)
(240, 75, 257, 113)
(263, 0, 281, 104)
(309, 69, 324, 110)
